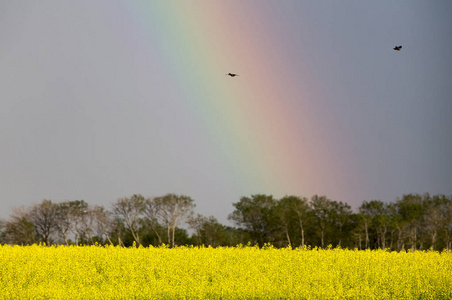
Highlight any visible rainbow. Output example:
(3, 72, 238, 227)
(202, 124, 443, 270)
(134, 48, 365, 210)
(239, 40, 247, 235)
(114, 2, 346, 199)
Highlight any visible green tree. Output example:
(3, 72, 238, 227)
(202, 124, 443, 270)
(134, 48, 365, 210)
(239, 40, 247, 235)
(386, 202, 406, 251)
(422, 194, 448, 250)
(445, 197, 452, 250)
(310, 195, 333, 248)
(55, 201, 73, 245)
(372, 202, 391, 249)
(229, 194, 276, 245)
(330, 200, 353, 247)
(144, 197, 164, 245)
(30, 199, 58, 245)
(4, 207, 37, 245)
(290, 196, 310, 248)
(189, 214, 227, 247)
(153, 194, 195, 247)
(396, 194, 425, 251)
(112, 194, 146, 246)
(273, 198, 294, 247)
(67, 200, 89, 244)
(272, 196, 310, 247)
(92, 205, 115, 245)
(356, 212, 372, 249)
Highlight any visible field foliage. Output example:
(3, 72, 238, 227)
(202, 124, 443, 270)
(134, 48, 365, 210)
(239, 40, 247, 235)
(1, 244, 451, 299)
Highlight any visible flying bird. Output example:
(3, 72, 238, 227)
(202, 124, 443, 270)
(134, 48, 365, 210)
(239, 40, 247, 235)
(393, 45, 402, 51)
(226, 73, 239, 77)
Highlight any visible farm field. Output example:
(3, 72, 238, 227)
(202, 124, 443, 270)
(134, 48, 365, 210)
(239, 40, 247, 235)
(1, 244, 451, 299)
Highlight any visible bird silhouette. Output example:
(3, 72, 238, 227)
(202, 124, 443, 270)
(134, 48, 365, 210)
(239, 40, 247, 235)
(226, 73, 239, 77)
(393, 45, 402, 51)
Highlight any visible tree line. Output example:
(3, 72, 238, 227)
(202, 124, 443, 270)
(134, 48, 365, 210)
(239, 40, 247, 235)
(1, 193, 451, 251)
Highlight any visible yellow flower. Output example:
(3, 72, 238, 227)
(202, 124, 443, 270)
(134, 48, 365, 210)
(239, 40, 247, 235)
(0, 244, 451, 299)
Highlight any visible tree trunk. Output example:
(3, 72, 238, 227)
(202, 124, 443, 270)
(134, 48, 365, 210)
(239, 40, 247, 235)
(63, 231, 69, 246)
(301, 226, 305, 248)
(358, 234, 362, 250)
(117, 234, 124, 247)
(100, 227, 114, 245)
(364, 222, 369, 249)
(431, 231, 437, 251)
(411, 227, 417, 252)
(105, 234, 113, 245)
(284, 227, 291, 247)
(152, 227, 163, 245)
(129, 226, 141, 245)
(88, 231, 94, 245)
(320, 225, 325, 248)
(298, 217, 305, 248)
(396, 225, 404, 252)
(381, 226, 387, 250)
(171, 225, 176, 248)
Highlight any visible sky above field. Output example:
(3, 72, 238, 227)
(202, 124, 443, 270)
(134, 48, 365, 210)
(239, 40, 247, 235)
(1, 1, 451, 223)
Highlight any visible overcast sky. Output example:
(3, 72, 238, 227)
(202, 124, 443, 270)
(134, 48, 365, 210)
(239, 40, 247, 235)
(1, 1, 451, 224)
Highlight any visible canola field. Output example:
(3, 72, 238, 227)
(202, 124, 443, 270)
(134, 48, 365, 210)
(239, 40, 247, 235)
(1, 244, 451, 300)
